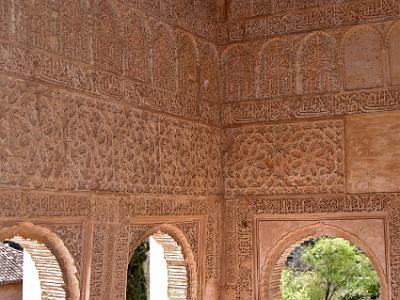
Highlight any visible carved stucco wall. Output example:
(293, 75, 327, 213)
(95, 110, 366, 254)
(0, 1, 222, 299)
(219, 1, 400, 299)
(1, 1, 400, 300)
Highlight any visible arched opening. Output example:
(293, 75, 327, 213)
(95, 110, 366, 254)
(0, 236, 64, 300)
(261, 224, 389, 300)
(280, 236, 381, 300)
(0, 222, 80, 300)
(126, 225, 196, 300)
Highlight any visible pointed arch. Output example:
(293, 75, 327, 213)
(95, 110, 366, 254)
(129, 224, 198, 300)
(0, 222, 80, 300)
(260, 223, 389, 300)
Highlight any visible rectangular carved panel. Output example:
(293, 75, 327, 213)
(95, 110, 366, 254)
(346, 112, 400, 193)
(0, 75, 222, 196)
(224, 120, 345, 195)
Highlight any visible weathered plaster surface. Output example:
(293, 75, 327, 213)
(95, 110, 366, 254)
(346, 112, 400, 193)
(0, 1, 400, 299)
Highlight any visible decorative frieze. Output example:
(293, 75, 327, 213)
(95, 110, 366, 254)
(222, 87, 400, 125)
(219, 0, 399, 43)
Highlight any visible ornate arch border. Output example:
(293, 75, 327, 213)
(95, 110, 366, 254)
(129, 223, 198, 300)
(259, 223, 389, 300)
(0, 222, 80, 300)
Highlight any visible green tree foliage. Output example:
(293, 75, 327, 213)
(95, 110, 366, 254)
(126, 240, 150, 300)
(281, 237, 380, 300)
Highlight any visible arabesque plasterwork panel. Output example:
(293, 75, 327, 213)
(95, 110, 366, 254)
(0, 1, 400, 299)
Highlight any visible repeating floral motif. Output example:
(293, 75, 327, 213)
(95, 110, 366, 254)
(0, 75, 222, 195)
(224, 120, 344, 195)
(47, 224, 84, 282)
(14, 0, 92, 62)
(1, 1, 400, 300)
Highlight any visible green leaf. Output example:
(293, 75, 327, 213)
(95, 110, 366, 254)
(126, 240, 150, 300)
(281, 237, 380, 300)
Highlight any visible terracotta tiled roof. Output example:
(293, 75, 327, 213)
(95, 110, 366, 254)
(0, 243, 23, 285)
